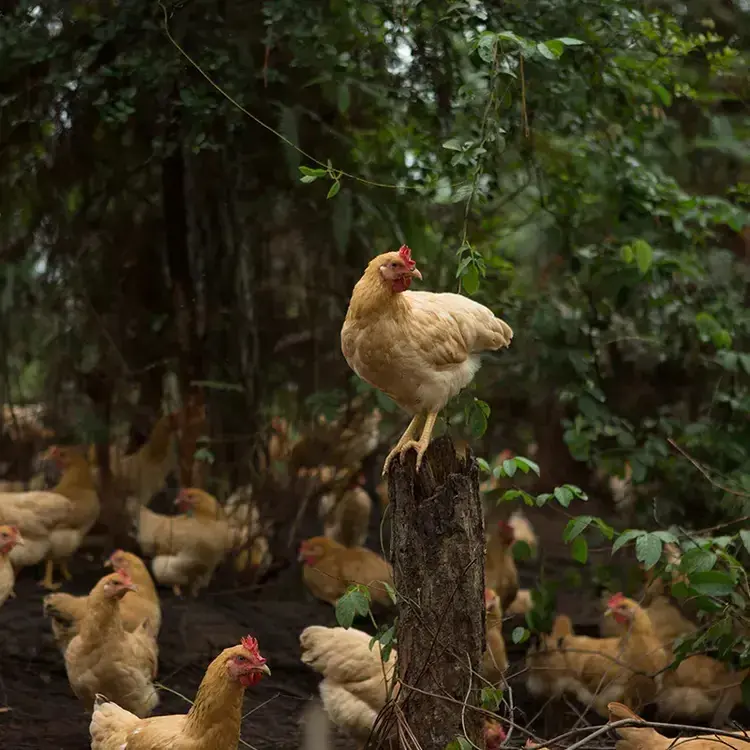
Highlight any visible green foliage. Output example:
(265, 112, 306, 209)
(335, 585, 371, 628)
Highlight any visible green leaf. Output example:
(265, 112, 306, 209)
(557, 37, 585, 45)
(688, 570, 736, 597)
(651, 531, 678, 544)
(502, 458, 517, 478)
(512, 540, 533, 561)
(571, 536, 588, 564)
(335, 592, 356, 628)
(445, 737, 473, 750)
(300, 174, 318, 184)
(680, 547, 717, 575)
(480, 686, 504, 712)
(462, 265, 480, 295)
(383, 582, 398, 605)
(327, 181, 341, 199)
(543, 39, 564, 57)
(563, 515, 593, 542)
(299, 166, 327, 177)
(636, 533, 663, 569)
(468, 402, 488, 438)
(442, 139, 463, 151)
(335, 585, 371, 627)
(512, 626, 530, 644)
(514, 456, 540, 476)
(337, 83, 350, 113)
(633, 239, 654, 274)
(536, 42, 557, 60)
(612, 529, 645, 554)
(535, 492, 552, 507)
(621, 245, 634, 264)
(476, 457, 492, 474)
(652, 84, 673, 106)
(740, 530, 750, 555)
(554, 485, 574, 507)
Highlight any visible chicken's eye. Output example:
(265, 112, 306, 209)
(390, 262, 399, 268)
(236, 655, 248, 663)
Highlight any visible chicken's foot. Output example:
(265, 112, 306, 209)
(382, 415, 423, 475)
(60, 559, 72, 581)
(38, 559, 62, 591)
(397, 411, 439, 472)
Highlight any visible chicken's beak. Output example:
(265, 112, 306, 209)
(126, 583, 139, 593)
(410, 267, 422, 280)
(258, 664, 271, 676)
(103, 557, 113, 568)
(603, 609, 613, 618)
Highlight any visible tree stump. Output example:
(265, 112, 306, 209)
(387, 435, 485, 749)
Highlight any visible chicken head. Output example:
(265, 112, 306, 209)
(484, 588, 501, 614)
(484, 720, 507, 750)
(175, 487, 220, 518)
(378, 245, 423, 293)
(606, 592, 635, 626)
(226, 635, 271, 686)
(497, 520, 515, 546)
(298, 537, 328, 565)
(0, 525, 23, 554)
(100, 570, 138, 599)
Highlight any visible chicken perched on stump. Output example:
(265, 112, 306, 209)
(341, 246, 513, 473)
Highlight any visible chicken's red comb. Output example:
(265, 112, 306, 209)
(398, 245, 416, 270)
(497, 520, 515, 537)
(607, 592, 626, 609)
(241, 635, 266, 663)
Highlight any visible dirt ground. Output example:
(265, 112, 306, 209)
(0, 477, 648, 750)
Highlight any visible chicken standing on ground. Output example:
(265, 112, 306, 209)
(65, 570, 159, 717)
(89, 635, 270, 750)
(299, 536, 394, 608)
(341, 245, 513, 473)
(131, 487, 246, 597)
(319, 472, 372, 548)
(44, 550, 162, 653)
(485, 520, 519, 611)
(0, 525, 23, 606)
(608, 701, 750, 750)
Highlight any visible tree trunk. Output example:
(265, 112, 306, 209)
(386, 436, 485, 750)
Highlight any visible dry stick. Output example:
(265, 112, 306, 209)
(668, 438, 750, 501)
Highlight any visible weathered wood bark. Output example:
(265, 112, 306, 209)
(387, 435, 485, 750)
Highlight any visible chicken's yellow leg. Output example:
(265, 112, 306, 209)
(60, 559, 72, 581)
(399, 411, 439, 472)
(38, 558, 62, 590)
(382, 414, 423, 475)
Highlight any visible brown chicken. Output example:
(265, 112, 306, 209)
(43, 550, 162, 653)
(341, 246, 513, 472)
(656, 656, 747, 724)
(507, 588, 533, 616)
(319, 472, 372, 548)
(64, 570, 159, 717)
(89, 635, 270, 750)
(93, 411, 180, 505)
(483, 588, 509, 683)
(132, 489, 246, 597)
(299, 536, 394, 608)
(0, 525, 23, 606)
(608, 701, 750, 750)
(485, 520, 519, 611)
(526, 595, 670, 717)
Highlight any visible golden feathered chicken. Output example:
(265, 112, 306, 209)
(482, 588, 509, 683)
(0, 445, 100, 589)
(0, 525, 23, 606)
(89, 635, 270, 750)
(319, 472, 372, 548)
(485, 519, 519, 611)
(608, 701, 750, 750)
(299, 536, 394, 609)
(64, 570, 159, 717)
(341, 246, 513, 472)
(43, 550, 161, 653)
(526, 595, 670, 717)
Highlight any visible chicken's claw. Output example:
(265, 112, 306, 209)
(398, 440, 429, 471)
(39, 559, 62, 590)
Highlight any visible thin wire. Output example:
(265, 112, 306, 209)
(158, 1, 421, 191)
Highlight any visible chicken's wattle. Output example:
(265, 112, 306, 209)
(391, 277, 412, 293)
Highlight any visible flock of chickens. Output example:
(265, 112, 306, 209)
(1, 247, 748, 750)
